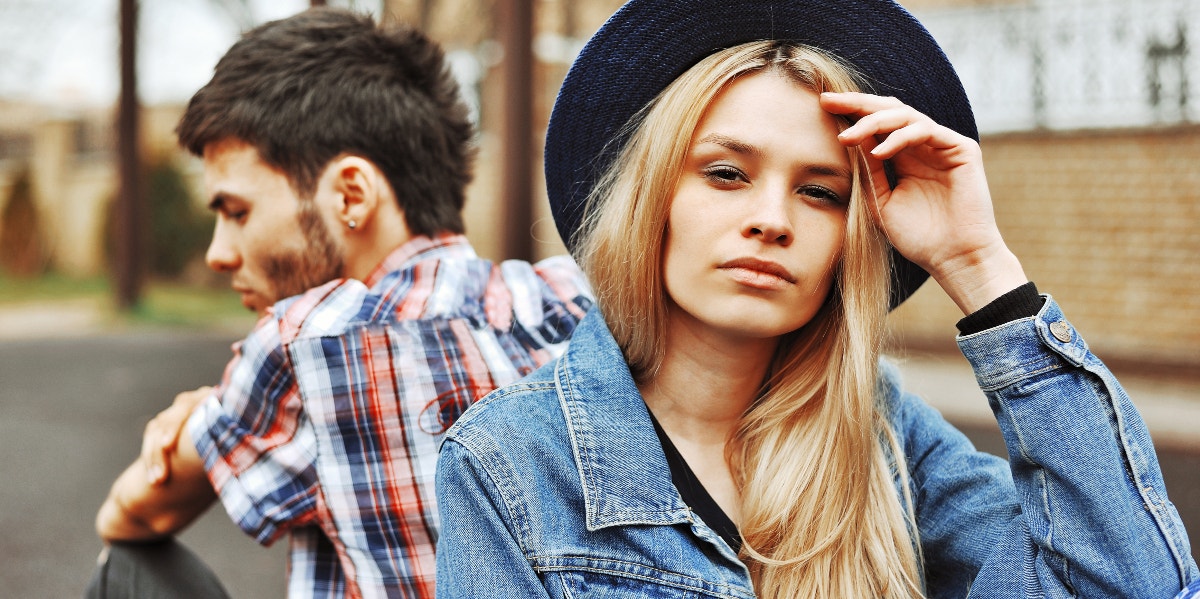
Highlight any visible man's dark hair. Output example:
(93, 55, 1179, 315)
(177, 8, 474, 236)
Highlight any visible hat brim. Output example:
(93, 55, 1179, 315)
(544, 0, 977, 308)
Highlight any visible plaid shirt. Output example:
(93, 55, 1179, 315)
(188, 234, 592, 598)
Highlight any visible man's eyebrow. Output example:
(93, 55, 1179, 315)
(207, 192, 240, 212)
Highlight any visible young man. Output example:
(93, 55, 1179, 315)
(92, 8, 591, 597)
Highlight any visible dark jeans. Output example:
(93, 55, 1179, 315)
(84, 539, 229, 599)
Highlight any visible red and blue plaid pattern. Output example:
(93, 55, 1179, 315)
(189, 235, 591, 598)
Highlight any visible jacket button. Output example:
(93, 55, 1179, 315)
(1050, 321, 1073, 343)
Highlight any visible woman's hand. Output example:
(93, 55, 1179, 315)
(820, 92, 1027, 314)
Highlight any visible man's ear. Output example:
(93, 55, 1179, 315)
(328, 156, 382, 231)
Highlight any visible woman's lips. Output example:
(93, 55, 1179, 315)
(717, 257, 797, 289)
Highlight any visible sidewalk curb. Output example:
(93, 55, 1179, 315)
(0, 300, 256, 341)
(0, 299, 113, 340)
(3, 302, 1196, 452)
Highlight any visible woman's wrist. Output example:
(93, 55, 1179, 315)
(955, 281, 1043, 335)
(930, 245, 1028, 316)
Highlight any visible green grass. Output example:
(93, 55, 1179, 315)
(134, 281, 258, 329)
(0, 272, 109, 303)
(0, 272, 257, 330)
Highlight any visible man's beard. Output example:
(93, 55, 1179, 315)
(262, 201, 346, 303)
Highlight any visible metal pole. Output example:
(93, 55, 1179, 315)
(115, 0, 142, 310)
(498, 0, 534, 262)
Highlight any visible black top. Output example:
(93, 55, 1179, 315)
(649, 412, 743, 553)
(646, 282, 1044, 557)
(955, 281, 1043, 335)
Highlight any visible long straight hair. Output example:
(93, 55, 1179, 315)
(577, 41, 924, 598)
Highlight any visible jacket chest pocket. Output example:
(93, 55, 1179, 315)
(540, 562, 752, 599)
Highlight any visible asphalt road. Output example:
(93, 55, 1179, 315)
(0, 330, 286, 597)
(0, 330, 1195, 597)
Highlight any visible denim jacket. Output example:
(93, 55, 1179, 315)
(435, 297, 1197, 598)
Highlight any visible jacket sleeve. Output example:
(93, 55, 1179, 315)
(435, 435, 553, 599)
(901, 295, 1197, 598)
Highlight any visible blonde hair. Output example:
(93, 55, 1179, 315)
(577, 41, 924, 598)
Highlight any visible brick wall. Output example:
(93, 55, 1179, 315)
(887, 126, 1200, 374)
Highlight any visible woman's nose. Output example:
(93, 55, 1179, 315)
(742, 190, 793, 246)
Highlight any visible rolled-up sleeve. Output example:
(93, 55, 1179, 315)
(187, 317, 320, 546)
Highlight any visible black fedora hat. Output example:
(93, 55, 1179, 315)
(544, 0, 976, 308)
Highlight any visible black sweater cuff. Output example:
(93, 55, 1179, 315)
(955, 281, 1044, 335)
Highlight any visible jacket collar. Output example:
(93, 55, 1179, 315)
(555, 309, 693, 531)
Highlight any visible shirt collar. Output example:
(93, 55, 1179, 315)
(555, 309, 693, 530)
(363, 233, 477, 288)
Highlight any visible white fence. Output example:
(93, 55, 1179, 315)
(915, 0, 1197, 133)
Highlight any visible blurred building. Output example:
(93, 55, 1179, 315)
(889, 0, 1199, 375)
(0, 101, 190, 277)
(386, 0, 1199, 374)
(381, 0, 625, 261)
(0, 0, 1195, 374)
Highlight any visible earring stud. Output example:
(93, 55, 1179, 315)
(348, 219, 357, 230)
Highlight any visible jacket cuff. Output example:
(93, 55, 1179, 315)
(955, 281, 1044, 335)
(956, 295, 1091, 389)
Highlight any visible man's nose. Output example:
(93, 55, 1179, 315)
(204, 221, 240, 273)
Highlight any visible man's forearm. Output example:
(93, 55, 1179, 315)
(97, 459, 172, 540)
(96, 429, 217, 542)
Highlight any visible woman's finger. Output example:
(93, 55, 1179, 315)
(825, 91, 968, 156)
(846, 133, 893, 201)
(868, 121, 937, 159)
(820, 91, 904, 117)
(836, 106, 923, 145)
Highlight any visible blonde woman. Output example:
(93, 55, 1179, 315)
(435, 1, 1197, 597)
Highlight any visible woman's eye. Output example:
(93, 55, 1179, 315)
(798, 185, 846, 205)
(702, 166, 746, 186)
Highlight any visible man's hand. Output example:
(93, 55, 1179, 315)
(143, 387, 213, 485)
(96, 390, 218, 543)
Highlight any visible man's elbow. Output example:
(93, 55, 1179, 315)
(96, 497, 157, 542)
(95, 431, 217, 542)
(95, 489, 205, 542)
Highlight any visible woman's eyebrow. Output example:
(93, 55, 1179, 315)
(695, 133, 851, 180)
(695, 133, 761, 158)
(806, 164, 852, 180)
